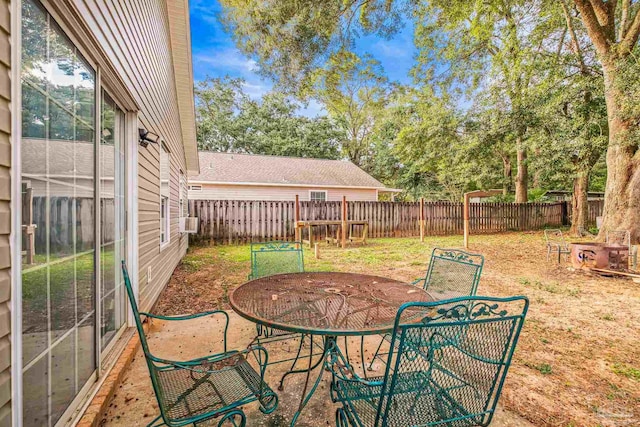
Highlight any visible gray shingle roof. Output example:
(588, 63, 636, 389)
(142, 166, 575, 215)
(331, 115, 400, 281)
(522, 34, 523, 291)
(190, 152, 387, 188)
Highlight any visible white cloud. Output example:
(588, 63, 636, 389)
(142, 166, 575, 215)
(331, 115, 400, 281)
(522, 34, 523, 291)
(297, 100, 327, 118)
(373, 39, 412, 59)
(241, 81, 271, 99)
(190, 0, 221, 25)
(194, 48, 258, 75)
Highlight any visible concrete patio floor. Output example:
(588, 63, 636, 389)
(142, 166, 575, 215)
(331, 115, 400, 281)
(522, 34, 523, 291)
(101, 312, 535, 426)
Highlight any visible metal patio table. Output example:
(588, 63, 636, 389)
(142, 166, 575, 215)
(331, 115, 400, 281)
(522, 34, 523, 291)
(229, 272, 434, 426)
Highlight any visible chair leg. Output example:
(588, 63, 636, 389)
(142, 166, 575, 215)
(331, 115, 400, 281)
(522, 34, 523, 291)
(367, 335, 387, 371)
(215, 409, 246, 427)
(146, 415, 165, 427)
(336, 408, 353, 427)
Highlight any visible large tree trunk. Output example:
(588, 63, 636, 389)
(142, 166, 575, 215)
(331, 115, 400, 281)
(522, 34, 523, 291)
(515, 147, 528, 203)
(570, 171, 589, 236)
(598, 63, 640, 243)
(502, 156, 512, 196)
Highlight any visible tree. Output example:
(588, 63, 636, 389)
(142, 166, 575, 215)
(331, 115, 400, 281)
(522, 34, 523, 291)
(219, 0, 403, 93)
(195, 77, 250, 152)
(308, 50, 391, 166)
(529, 2, 608, 235)
(194, 76, 342, 159)
(568, 0, 640, 241)
(220, 0, 640, 238)
(412, 0, 563, 203)
(393, 87, 491, 202)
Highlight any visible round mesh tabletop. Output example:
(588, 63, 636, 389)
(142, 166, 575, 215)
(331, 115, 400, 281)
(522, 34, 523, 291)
(229, 272, 434, 336)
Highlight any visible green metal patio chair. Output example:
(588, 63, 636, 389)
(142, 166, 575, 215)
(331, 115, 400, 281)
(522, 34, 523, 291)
(412, 248, 485, 299)
(330, 296, 529, 427)
(121, 262, 278, 427)
(249, 241, 305, 342)
(367, 248, 484, 371)
(248, 241, 304, 281)
(544, 229, 571, 263)
(247, 241, 322, 371)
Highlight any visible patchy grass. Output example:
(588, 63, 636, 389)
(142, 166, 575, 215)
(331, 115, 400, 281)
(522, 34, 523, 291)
(156, 231, 640, 427)
(612, 363, 640, 381)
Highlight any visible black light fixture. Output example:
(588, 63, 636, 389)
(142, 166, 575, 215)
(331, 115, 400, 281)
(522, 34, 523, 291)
(139, 128, 161, 148)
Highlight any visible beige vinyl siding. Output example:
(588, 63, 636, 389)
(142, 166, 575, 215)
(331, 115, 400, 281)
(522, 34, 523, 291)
(0, 0, 10, 423)
(189, 184, 379, 202)
(71, 0, 189, 311)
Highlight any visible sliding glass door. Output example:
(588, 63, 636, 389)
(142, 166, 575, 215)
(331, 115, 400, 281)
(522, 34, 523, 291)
(100, 94, 127, 350)
(20, 1, 128, 424)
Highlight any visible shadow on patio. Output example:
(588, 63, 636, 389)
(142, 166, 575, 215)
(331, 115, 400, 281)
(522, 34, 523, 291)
(100, 311, 533, 426)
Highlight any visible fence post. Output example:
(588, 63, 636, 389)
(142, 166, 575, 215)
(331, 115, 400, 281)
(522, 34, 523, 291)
(463, 193, 470, 249)
(294, 194, 300, 242)
(561, 201, 569, 226)
(341, 196, 347, 249)
(420, 197, 425, 242)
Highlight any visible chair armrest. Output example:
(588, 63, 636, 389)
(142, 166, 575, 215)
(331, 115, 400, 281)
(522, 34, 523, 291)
(140, 310, 230, 352)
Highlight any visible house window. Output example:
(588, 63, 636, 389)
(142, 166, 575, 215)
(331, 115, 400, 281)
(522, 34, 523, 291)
(189, 185, 202, 191)
(310, 190, 327, 202)
(160, 143, 170, 246)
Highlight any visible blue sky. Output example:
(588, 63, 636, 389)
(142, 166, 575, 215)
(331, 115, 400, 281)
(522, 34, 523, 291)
(189, 0, 417, 117)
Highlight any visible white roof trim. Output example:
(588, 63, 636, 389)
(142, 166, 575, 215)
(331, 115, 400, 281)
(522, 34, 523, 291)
(187, 179, 402, 192)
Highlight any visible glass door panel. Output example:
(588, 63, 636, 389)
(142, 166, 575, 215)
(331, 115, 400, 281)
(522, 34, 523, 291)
(100, 93, 127, 350)
(21, 0, 96, 425)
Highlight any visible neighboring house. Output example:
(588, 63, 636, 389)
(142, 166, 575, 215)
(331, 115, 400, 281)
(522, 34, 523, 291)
(189, 152, 400, 201)
(1, 0, 199, 425)
(543, 190, 605, 202)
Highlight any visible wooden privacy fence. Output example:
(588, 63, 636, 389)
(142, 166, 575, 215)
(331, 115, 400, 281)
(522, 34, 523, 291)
(189, 199, 605, 245)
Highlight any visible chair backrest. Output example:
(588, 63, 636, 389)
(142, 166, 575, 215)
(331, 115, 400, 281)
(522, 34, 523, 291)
(378, 296, 529, 427)
(422, 248, 484, 299)
(250, 241, 304, 279)
(544, 229, 566, 246)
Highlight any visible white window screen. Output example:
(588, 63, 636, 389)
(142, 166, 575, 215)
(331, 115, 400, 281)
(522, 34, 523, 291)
(310, 191, 327, 202)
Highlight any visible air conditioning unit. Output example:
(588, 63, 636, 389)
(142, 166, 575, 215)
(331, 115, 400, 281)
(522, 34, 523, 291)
(179, 217, 199, 234)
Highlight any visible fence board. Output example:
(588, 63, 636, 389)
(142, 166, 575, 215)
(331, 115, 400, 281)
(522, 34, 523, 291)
(188, 199, 604, 244)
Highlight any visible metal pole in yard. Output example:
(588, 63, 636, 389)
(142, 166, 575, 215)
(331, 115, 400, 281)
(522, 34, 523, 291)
(341, 196, 347, 249)
(420, 197, 425, 242)
(464, 193, 470, 249)
(294, 194, 300, 242)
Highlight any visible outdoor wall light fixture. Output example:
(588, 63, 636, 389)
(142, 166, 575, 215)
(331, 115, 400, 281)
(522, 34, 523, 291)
(139, 128, 161, 147)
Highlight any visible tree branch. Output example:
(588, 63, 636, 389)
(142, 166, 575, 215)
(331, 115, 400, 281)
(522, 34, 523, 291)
(588, 0, 616, 37)
(620, 7, 640, 54)
(619, 0, 631, 40)
(572, 0, 612, 58)
(561, 0, 589, 74)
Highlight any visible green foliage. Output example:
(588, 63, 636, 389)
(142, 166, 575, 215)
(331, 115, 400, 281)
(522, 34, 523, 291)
(308, 50, 391, 166)
(213, 0, 636, 208)
(195, 76, 342, 159)
(219, 0, 406, 93)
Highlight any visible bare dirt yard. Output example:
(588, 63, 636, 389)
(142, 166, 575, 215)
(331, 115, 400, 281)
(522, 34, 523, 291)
(149, 231, 639, 426)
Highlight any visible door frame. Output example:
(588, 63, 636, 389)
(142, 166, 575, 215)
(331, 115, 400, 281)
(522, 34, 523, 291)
(10, 0, 141, 424)
(10, 0, 24, 424)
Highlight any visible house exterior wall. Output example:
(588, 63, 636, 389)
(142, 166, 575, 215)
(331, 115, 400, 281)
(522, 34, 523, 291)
(4, 0, 196, 424)
(189, 184, 379, 202)
(74, 0, 189, 311)
(0, 0, 11, 424)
